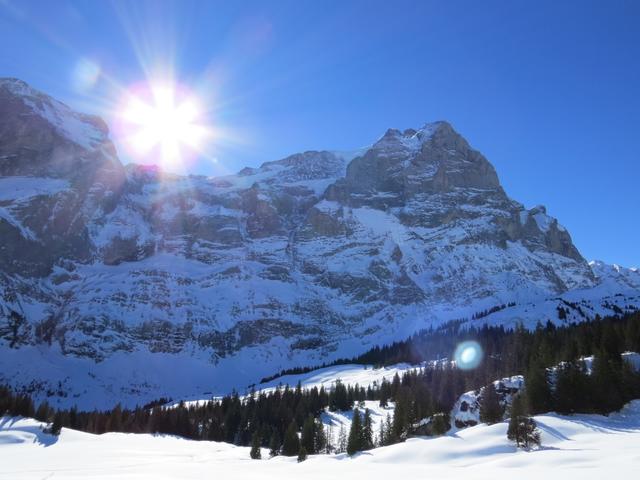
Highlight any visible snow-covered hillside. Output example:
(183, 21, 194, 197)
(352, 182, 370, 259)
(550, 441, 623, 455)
(257, 363, 422, 394)
(2, 401, 640, 479)
(173, 362, 425, 409)
(2, 78, 640, 409)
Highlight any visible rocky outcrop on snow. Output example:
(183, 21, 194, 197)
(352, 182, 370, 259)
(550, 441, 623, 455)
(0, 78, 638, 405)
(451, 376, 524, 429)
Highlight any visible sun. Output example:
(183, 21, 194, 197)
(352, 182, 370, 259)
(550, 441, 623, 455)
(119, 82, 209, 167)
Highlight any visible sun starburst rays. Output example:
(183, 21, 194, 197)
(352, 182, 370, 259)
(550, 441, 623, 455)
(118, 82, 212, 169)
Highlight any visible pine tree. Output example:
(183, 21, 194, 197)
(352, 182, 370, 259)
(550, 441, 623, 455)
(362, 409, 374, 450)
(330, 380, 350, 412)
(325, 423, 334, 454)
(379, 381, 389, 408)
(591, 353, 623, 413)
(297, 446, 308, 462)
(554, 361, 590, 414)
(558, 306, 567, 320)
(507, 395, 540, 449)
(108, 403, 123, 432)
(384, 413, 393, 445)
(479, 383, 503, 424)
(13, 394, 34, 418)
(429, 412, 450, 436)
(48, 412, 63, 436)
(35, 401, 52, 423)
(268, 430, 280, 457)
(301, 416, 316, 454)
(314, 419, 327, 454)
(347, 409, 362, 455)
(392, 394, 408, 441)
(620, 357, 640, 403)
(600, 324, 621, 360)
(250, 432, 262, 459)
(507, 395, 523, 443)
(337, 424, 347, 453)
(282, 421, 300, 456)
(378, 418, 385, 447)
(525, 361, 553, 414)
(507, 395, 522, 445)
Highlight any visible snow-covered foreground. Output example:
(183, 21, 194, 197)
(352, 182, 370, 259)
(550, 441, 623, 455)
(2, 401, 640, 479)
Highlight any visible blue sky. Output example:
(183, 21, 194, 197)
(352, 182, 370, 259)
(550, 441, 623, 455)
(0, 0, 638, 267)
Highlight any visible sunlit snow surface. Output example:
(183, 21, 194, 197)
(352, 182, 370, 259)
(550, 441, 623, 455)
(1, 401, 640, 479)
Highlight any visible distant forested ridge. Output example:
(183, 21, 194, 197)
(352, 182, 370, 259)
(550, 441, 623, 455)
(2, 312, 640, 456)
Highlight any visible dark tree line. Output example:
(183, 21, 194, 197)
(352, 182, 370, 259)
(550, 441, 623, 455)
(269, 311, 640, 380)
(1, 312, 640, 457)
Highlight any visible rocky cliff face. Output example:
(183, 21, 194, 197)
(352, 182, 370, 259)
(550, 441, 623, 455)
(0, 79, 637, 407)
(0, 78, 125, 277)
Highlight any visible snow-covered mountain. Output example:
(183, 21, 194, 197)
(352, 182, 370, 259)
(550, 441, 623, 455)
(1, 77, 639, 408)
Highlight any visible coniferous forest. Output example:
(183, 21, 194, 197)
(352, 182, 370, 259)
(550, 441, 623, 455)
(1, 312, 640, 457)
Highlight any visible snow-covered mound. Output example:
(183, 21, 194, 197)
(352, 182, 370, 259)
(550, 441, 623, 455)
(2, 401, 640, 478)
(1, 78, 640, 409)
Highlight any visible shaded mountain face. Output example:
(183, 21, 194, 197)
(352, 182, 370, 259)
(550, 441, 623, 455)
(2, 78, 636, 405)
(0, 78, 125, 278)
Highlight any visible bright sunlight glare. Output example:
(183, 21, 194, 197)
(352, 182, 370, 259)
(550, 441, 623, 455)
(118, 81, 210, 168)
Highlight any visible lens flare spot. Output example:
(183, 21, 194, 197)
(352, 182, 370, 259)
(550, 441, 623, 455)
(73, 59, 101, 92)
(454, 341, 483, 370)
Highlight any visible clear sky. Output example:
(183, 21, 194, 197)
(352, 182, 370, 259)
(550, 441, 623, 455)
(0, 0, 638, 267)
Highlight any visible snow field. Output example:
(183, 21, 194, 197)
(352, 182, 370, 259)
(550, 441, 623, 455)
(2, 401, 640, 479)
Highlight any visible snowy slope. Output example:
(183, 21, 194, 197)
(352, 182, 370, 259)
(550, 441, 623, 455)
(2, 401, 640, 479)
(257, 363, 422, 394)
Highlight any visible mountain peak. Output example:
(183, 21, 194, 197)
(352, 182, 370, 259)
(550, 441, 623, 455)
(0, 77, 110, 151)
(0, 78, 120, 180)
(378, 120, 449, 144)
(341, 120, 500, 197)
(0, 77, 33, 95)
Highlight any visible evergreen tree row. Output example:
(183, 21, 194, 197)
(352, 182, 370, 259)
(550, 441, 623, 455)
(273, 311, 640, 377)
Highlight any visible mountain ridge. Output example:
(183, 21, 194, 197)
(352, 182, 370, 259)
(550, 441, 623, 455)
(1, 78, 638, 408)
